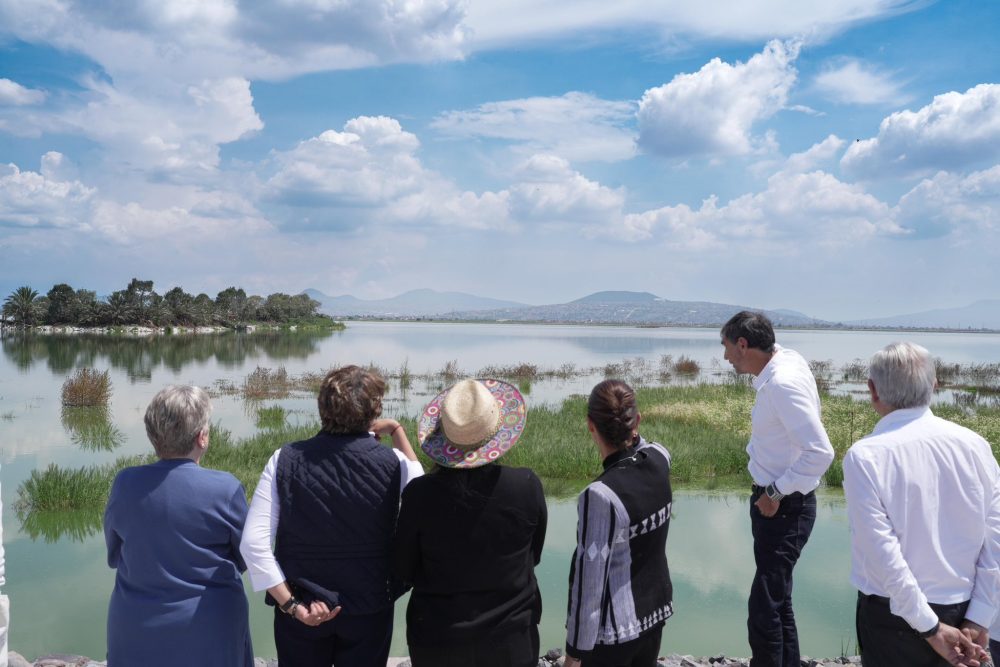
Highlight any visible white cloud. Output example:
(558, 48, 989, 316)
(637, 39, 800, 158)
(783, 135, 846, 173)
(814, 59, 908, 105)
(0, 0, 468, 84)
(0, 78, 46, 105)
(432, 92, 636, 162)
(602, 169, 898, 246)
(0, 158, 95, 228)
(266, 116, 511, 230)
(841, 84, 1000, 178)
(507, 154, 625, 223)
(895, 165, 1000, 238)
(465, 0, 921, 48)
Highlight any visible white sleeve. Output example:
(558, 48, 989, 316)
(393, 449, 425, 495)
(772, 381, 835, 495)
(239, 449, 286, 592)
(970, 449, 1000, 629)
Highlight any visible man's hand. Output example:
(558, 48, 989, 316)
(961, 620, 990, 658)
(926, 622, 990, 666)
(294, 601, 342, 627)
(754, 493, 780, 518)
(563, 657, 581, 667)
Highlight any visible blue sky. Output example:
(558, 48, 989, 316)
(1, 0, 998, 320)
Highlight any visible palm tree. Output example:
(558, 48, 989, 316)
(3, 286, 41, 327)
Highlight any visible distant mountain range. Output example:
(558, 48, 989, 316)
(303, 288, 527, 317)
(305, 288, 825, 327)
(845, 299, 1000, 330)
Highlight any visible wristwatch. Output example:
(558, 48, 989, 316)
(765, 483, 785, 502)
(280, 597, 302, 616)
(917, 622, 940, 638)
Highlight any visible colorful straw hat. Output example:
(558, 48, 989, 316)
(418, 378, 527, 468)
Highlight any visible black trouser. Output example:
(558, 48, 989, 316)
(991, 638, 1000, 666)
(748, 486, 817, 667)
(408, 624, 539, 667)
(274, 607, 392, 667)
(857, 593, 969, 667)
(582, 624, 664, 667)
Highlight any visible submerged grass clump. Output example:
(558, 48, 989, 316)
(243, 366, 290, 400)
(255, 405, 288, 430)
(62, 406, 124, 451)
(61, 368, 112, 407)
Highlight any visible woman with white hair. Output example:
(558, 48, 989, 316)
(104, 385, 252, 666)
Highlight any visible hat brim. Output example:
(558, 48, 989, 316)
(418, 378, 526, 469)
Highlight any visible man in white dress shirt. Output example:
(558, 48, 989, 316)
(721, 310, 834, 667)
(843, 342, 998, 667)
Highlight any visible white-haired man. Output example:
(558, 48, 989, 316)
(843, 342, 999, 667)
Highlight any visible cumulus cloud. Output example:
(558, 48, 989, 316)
(814, 59, 908, 106)
(507, 154, 625, 223)
(895, 165, 1000, 238)
(637, 40, 800, 158)
(602, 169, 899, 246)
(0, 78, 46, 105)
(465, 0, 920, 48)
(841, 84, 1000, 178)
(432, 92, 636, 162)
(783, 135, 846, 173)
(266, 116, 510, 230)
(0, 157, 95, 228)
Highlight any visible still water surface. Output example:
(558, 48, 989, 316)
(2, 322, 998, 658)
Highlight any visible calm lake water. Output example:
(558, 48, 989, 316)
(3, 322, 1000, 659)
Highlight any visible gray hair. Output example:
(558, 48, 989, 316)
(144, 385, 213, 458)
(868, 342, 936, 410)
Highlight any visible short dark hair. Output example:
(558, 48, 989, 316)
(720, 310, 776, 352)
(588, 379, 639, 450)
(318, 365, 386, 434)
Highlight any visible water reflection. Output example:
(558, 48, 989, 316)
(18, 508, 103, 544)
(61, 406, 124, 451)
(1, 329, 339, 379)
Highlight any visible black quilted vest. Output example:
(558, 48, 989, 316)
(274, 430, 402, 615)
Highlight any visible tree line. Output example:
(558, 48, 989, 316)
(1, 279, 333, 329)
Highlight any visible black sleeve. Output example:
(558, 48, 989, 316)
(390, 482, 422, 585)
(530, 472, 547, 566)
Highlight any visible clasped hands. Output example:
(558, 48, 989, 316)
(927, 621, 991, 667)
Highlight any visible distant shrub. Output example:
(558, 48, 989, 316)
(672, 355, 701, 376)
(243, 366, 290, 400)
(61, 368, 112, 407)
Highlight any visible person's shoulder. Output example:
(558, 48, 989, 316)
(195, 465, 243, 490)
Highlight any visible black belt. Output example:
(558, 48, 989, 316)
(751, 484, 809, 498)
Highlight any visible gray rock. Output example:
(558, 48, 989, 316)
(545, 648, 564, 661)
(7, 652, 33, 667)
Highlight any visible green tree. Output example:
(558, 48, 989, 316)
(3, 286, 42, 326)
(215, 287, 247, 325)
(103, 290, 137, 325)
(46, 283, 80, 324)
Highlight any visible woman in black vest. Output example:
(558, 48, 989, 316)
(240, 365, 424, 667)
(564, 379, 674, 667)
(391, 378, 548, 667)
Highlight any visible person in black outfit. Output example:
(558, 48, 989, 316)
(392, 378, 547, 667)
(565, 379, 673, 667)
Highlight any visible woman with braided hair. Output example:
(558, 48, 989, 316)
(564, 379, 674, 667)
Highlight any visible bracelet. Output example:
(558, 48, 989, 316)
(390, 423, 404, 437)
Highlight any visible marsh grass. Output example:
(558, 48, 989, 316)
(243, 366, 290, 400)
(19, 376, 1000, 516)
(255, 405, 288, 430)
(0, 411, 14, 421)
(18, 508, 104, 543)
(62, 406, 124, 451)
(61, 368, 112, 407)
(672, 355, 701, 376)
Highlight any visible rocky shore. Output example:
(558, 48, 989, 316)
(8, 650, 862, 666)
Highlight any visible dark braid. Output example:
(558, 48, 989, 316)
(587, 379, 639, 450)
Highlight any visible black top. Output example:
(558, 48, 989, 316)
(274, 430, 402, 615)
(566, 439, 673, 659)
(391, 463, 548, 645)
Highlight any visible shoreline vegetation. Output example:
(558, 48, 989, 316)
(15, 357, 1000, 540)
(1, 279, 344, 331)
